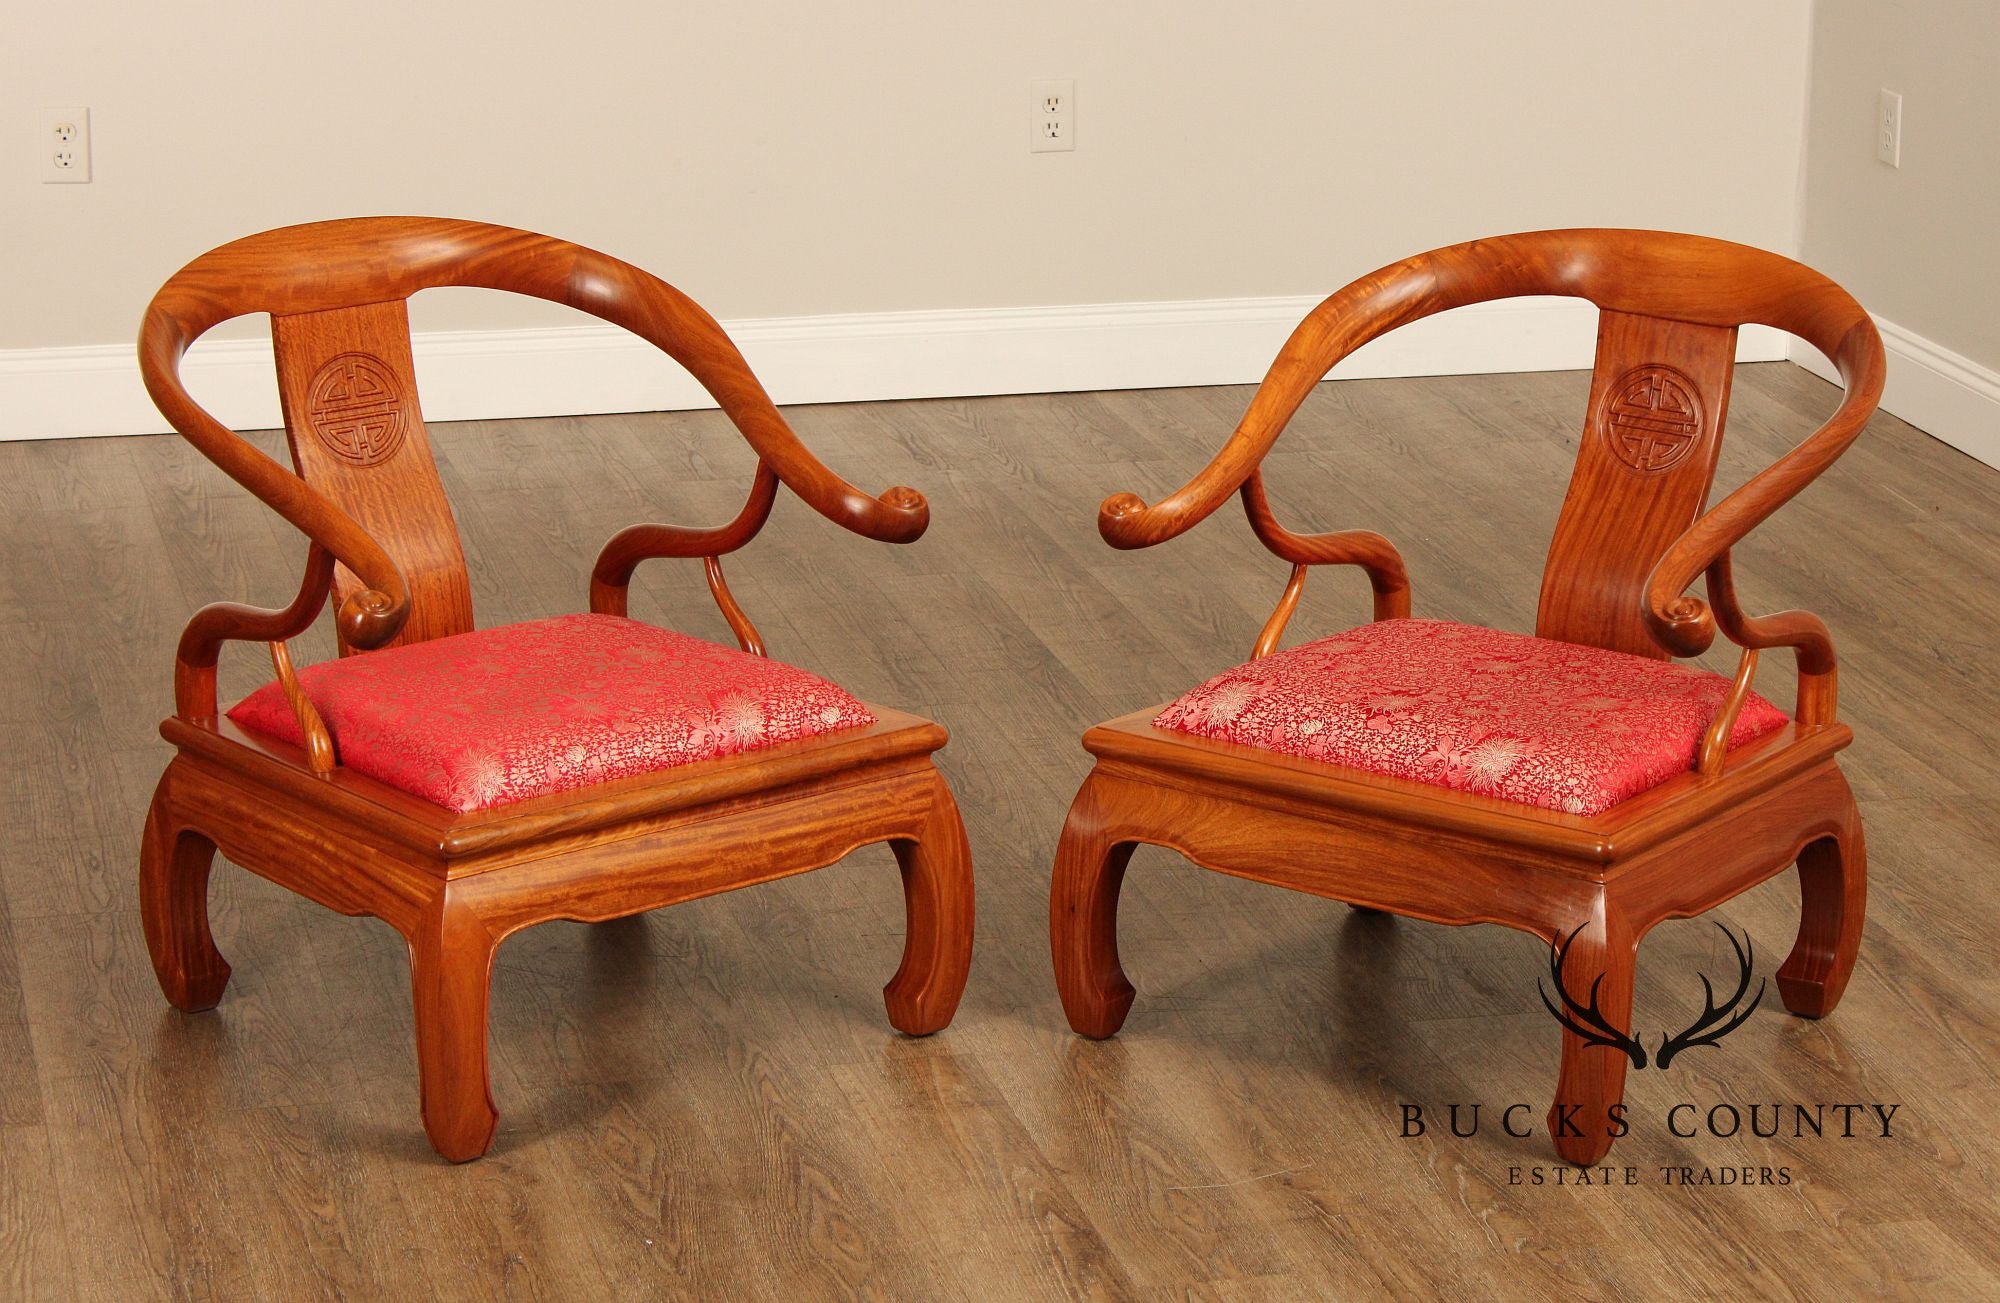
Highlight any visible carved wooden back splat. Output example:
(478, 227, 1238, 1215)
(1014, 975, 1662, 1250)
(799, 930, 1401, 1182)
(270, 301, 472, 653)
(1537, 310, 1738, 658)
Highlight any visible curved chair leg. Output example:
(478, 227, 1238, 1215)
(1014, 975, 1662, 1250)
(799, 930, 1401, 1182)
(139, 774, 231, 1012)
(408, 891, 500, 1162)
(1545, 899, 1639, 1166)
(1050, 773, 1139, 1039)
(1778, 792, 1866, 1019)
(884, 770, 975, 1035)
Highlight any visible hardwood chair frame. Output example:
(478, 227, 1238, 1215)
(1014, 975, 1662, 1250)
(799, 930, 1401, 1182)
(1050, 229, 1884, 1165)
(138, 217, 973, 1161)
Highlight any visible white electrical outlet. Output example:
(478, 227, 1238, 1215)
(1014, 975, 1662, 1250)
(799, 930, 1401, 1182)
(1030, 79, 1074, 153)
(38, 106, 91, 183)
(1876, 89, 1902, 168)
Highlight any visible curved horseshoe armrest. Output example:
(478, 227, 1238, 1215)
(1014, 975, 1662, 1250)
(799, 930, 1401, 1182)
(139, 311, 413, 670)
(1095, 401, 1306, 552)
(1095, 238, 1521, 553)
(546, 256, 931, 548)
(1641, 316, 1883, 724)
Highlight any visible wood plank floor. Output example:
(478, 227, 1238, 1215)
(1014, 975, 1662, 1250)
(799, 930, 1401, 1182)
(3, 362, 1997, 1298)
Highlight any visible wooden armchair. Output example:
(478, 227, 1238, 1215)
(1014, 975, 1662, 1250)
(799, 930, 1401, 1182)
(1050, 229, 1883, 1165)
(138, 217, 973, 1161)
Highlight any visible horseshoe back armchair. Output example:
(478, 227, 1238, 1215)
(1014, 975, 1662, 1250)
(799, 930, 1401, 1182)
(139, 217, 973, 1161)
(1050, 229, 1882, 1165)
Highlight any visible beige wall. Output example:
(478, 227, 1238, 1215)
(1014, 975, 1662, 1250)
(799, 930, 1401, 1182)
(3, 2, 1811, 351)
(1800, 0, 2000, 371)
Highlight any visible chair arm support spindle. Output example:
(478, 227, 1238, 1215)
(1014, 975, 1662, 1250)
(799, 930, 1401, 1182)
(1698, 648, 1761, 779)
(1253, 565, 1310, 660)
(269, 639, 336, 775)
(702, 556, 765, 657)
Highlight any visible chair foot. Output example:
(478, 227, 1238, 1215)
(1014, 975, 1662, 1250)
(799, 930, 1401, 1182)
(1544, 899, 1640, 1166)
(1050, 773, 1138, 1040)
(408, 891, 500, 1162)
(139, 773, 231, 1012)
(883, 770, 974, 1036)
(1778, 793, 1866, 1019)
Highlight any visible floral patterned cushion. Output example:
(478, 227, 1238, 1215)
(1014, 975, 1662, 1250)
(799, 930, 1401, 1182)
(1154, 619, 1786, 816)
(228, 613, 875, 812)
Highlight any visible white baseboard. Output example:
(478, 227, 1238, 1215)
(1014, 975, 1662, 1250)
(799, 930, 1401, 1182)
(1789, 318, 2000, 471)
(0, 296, 1789, 442)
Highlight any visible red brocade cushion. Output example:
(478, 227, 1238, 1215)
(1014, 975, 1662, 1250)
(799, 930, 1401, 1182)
(227, 614, 876, 812)
(1154, 619, 1787, 816)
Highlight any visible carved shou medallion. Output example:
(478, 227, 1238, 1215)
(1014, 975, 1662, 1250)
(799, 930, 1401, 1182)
(306, 352, 407, 466)
(1600, 364, 1703, 472)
